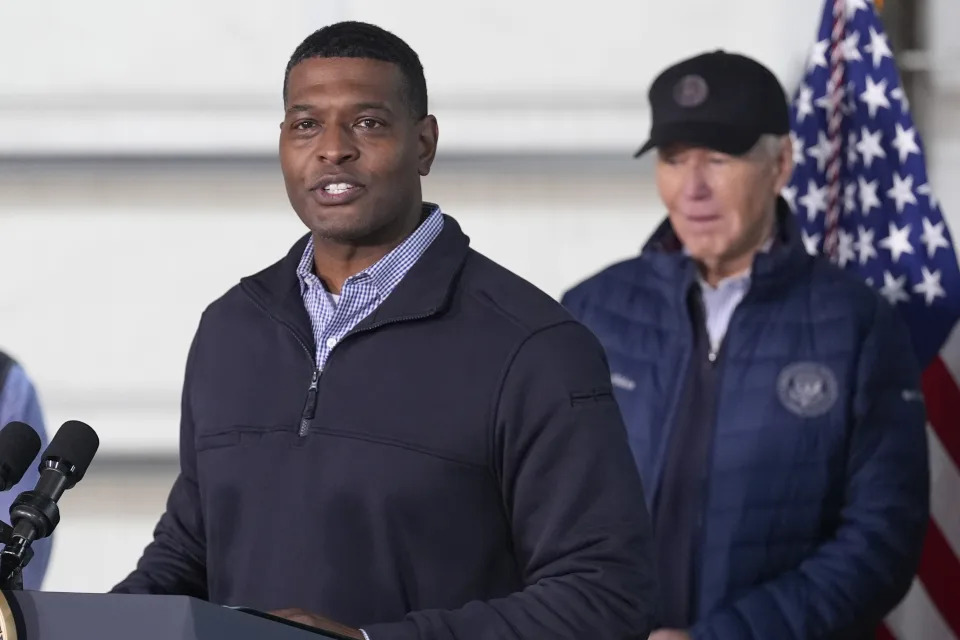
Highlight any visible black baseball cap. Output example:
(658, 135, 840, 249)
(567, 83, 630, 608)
(635, 50, 790, 157)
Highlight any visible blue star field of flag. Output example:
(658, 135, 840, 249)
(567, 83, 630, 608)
(784, 0, 960, 367)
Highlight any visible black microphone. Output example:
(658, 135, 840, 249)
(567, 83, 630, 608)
(0, 420, 99, 587)
(0, 422, 42, 491)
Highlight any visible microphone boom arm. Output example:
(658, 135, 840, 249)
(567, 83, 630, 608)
(0, 519, 25, 590)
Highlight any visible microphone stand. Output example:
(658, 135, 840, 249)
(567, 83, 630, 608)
(0, 476, 66, 590)
(0, 520, 26, 590)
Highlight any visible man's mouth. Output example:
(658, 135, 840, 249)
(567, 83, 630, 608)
(322, 182, 359, 195)
(310, 177, 366, 206)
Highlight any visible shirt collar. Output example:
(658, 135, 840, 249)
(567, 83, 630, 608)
(296, 203, 444, 298)
(692, 235, 774, 292)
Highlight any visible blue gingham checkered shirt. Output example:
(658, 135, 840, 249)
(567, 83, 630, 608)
(296, 205, 444, 370)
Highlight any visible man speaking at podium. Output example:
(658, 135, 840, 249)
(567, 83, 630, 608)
(112, 21, 657, 640)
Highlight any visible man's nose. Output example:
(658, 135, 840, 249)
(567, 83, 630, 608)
(316, 125, 359, 165)
(681, 162, 711, 199)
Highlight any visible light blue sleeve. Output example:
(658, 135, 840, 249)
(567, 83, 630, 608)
(0, 364, 52, 590)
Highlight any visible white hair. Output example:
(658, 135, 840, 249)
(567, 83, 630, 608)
(753, 133, 788, 161)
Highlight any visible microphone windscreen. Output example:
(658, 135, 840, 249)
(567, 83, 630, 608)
(0, 422, 42, 489)
(43, 420, 99, 484)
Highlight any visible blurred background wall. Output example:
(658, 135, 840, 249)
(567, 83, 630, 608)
(0, 0, 957, 592)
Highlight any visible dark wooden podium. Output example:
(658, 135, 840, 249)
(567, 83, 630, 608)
(1, 591, 346, 639)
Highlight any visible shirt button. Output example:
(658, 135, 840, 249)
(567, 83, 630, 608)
(326, 337, 337, 349)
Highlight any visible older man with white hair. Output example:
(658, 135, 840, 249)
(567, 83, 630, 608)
(562, 50, 929, 640)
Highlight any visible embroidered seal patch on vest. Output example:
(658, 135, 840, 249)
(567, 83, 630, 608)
(777, 362, 838, 417)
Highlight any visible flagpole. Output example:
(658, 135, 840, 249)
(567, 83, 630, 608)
(822, 0, 846, 259)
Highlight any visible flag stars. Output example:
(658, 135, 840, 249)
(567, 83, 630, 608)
(844, 181, 858, 214)
(858, 177, 882, 215)
(856, 127, 886, 168)
(785, 14, 957, 323)
(886, 173, 918, 213)
(815, 92, 835, 112)
(857, 225, 878, 265)
(807, 131, 834, 173)
(809, 39, 829, 70)
(847, 130, 859, 167)
(913, 267, 946, 305)
(781, 185, 798, 213)
(917, 182, 939, 209)
(790, 131, 806, 166)
(920, 218, 951, 258)
(801, 229, 822, 256)
(890, 86, 910, 113)
(837, 228, 856, 267)
(878, 222, 914, 263)
(879, 271, 910, 305)
(846, 0, 869, 17)
(865, 26, 893, 68)
(860, 75, 891, 118)
(842, 31, 863, 62)
(796, 84, 815, 123)
(799, 180, 828, 222)
(892, 123, 920, 164)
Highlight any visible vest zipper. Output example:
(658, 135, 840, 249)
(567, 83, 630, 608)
(293, 311, 437, 435)
(298, 367, 321, 436)
(690, 290, 747, 617)
(240, 287, 319, 437)
(241, 282, 439, 437)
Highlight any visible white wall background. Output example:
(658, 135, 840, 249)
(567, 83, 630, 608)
(0, 0, 957, 593)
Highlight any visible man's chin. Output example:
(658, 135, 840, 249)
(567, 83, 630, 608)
(299, 205, 367, 239)
(310, 218, 390, 246)
(312, 225, 375, 245)
(683, 240, 725, 263)
(296, 199, 417, 247)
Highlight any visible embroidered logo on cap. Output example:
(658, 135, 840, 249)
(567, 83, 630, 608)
(777, 362, 839, 418)
(673, 74, 709, 108)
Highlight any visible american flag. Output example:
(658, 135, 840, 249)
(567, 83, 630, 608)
(785, 0, 960, 638)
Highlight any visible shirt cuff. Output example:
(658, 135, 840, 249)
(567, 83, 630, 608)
(360, 629, 371, 640)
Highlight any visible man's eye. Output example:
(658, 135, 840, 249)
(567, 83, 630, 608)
(293, 120, 316, 130)
(356, 118, 383, 129)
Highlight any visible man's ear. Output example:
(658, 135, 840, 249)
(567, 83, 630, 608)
(774, 134, 795, 194)
(417, 115, 439, 177)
